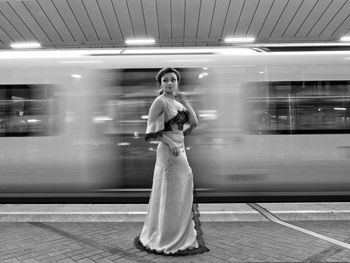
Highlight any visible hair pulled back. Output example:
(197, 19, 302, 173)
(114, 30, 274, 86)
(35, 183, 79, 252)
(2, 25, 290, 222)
(156, 68, 181, 95)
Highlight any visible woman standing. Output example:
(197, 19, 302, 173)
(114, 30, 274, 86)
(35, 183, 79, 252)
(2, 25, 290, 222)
(134, 68, 209, 256)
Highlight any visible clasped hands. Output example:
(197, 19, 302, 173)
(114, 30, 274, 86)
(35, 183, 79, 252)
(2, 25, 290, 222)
(169, 141, 181, 156)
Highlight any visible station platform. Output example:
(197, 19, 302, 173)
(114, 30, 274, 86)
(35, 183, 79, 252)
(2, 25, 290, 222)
(0, 203, 349, 262)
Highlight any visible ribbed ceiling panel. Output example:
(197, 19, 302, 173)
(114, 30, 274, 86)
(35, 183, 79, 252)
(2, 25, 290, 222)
(0, 0, 348, 49)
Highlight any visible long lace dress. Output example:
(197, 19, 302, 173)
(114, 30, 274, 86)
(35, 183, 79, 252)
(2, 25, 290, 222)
(134, 95, 209, 256)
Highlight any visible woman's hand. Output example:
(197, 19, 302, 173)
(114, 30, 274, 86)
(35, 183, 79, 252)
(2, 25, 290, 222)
(175, 91, 199, 127)
(168, 141, 180, 156)
(175, 92, 187, 103)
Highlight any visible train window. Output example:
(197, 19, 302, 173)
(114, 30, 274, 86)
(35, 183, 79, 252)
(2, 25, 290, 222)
(245, 81, 350, 134)
(0, 84, 59, 136)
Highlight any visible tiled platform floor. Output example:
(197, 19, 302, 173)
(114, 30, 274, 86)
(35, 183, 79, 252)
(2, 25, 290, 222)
(0, 203, 349, 262)
(0, 220, 349, 262)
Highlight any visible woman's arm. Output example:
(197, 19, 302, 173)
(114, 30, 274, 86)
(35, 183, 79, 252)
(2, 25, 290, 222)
(146, 98, 180, 156)
(176, 92, 198, 128)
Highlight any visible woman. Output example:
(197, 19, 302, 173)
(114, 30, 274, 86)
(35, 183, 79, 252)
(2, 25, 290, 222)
(134, 68, 209, 256)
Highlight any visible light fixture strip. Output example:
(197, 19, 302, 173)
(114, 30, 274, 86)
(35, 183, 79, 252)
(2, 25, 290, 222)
(125, 38, 156, 45)
(340, 36, 350, 42)
(10, 42, 41, 49)
(224, 37, 255, 43)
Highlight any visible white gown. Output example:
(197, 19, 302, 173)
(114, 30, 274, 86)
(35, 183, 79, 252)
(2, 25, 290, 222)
(134, 95, 209, 256)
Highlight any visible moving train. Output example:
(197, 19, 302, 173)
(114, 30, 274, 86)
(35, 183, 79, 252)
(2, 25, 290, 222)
(0, 47, 349, 202)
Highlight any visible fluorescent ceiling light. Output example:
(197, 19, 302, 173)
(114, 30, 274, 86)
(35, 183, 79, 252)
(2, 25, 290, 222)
(10, 42, 41, 49)
(340, 36, 350, 42)
(224, 37, 255, 43)
(125, 38, 156, 45)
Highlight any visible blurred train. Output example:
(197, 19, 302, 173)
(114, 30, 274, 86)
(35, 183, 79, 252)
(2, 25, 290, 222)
(0, 47, 350, 202)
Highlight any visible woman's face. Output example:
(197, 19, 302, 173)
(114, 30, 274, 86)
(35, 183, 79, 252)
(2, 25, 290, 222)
(161, 72, 178, 94)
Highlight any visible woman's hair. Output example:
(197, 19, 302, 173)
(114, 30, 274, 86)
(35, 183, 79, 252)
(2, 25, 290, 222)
(156, 68, 181, 95)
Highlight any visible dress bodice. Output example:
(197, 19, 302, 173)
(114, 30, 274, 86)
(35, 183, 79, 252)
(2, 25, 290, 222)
(160, 95, 188, 132)
(164, 110, 188, 131)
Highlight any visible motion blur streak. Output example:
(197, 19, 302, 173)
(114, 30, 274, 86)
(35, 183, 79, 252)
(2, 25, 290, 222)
(0, 48, 349, 201)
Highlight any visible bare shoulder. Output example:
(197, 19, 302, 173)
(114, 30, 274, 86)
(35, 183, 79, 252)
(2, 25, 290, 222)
(151, 95, 165, 108)
(153, 95, 164, 103)
(149, 95, 165, 116)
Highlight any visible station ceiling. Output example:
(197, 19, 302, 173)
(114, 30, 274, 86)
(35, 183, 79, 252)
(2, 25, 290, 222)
(0, 0, 349, 49)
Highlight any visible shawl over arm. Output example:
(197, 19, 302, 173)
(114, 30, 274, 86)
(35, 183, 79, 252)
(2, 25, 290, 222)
(145, 97, 165, 141)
